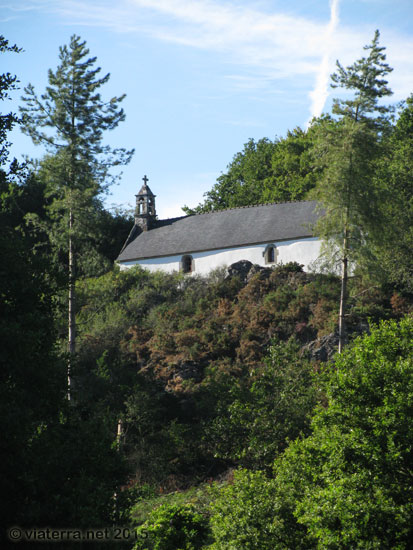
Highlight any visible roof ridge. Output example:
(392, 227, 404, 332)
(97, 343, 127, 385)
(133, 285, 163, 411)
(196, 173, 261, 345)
(156, 214, 187, 223)
(191, 199, 316, 217)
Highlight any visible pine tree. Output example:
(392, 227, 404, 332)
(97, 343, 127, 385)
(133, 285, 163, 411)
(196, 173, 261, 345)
(20, 35, 134, 396)
(313, 30, 393, 352)
(0, 35, 21, 166)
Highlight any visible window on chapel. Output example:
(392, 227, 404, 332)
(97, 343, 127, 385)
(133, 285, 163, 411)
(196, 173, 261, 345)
(181, 255, 194, 273)
(265, 245, 277, 264)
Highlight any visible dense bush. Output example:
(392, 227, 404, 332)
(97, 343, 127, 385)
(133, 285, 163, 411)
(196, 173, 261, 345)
(206, 338, 318, 470)
(134, 504, 210, 550)
(208, 316, 413, 549)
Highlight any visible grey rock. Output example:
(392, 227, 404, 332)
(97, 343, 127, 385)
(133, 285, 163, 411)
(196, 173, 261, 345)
(226, 260, 271, 283)
(302, 332, 340, 362)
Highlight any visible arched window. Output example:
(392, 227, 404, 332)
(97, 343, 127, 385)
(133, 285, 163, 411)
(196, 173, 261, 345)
(181, 255, 194, 273)
(264, 245, 277, 264)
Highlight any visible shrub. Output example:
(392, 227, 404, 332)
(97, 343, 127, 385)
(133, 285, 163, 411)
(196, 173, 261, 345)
(208, 317, 413, 549)
(134, 503, 210, 550)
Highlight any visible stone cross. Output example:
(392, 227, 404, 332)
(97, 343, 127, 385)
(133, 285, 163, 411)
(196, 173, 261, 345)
(142, 175, 149, 185)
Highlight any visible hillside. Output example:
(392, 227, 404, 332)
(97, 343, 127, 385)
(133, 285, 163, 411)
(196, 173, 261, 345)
(72, 261, 413, 549)
(74, 261, 410, 475)
(78, 260, 404, 392)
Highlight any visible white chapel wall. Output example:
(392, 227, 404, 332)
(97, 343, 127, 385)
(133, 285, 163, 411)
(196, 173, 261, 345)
(119, 237, 321, 275)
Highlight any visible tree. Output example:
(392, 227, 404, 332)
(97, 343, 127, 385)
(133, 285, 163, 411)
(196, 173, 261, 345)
(375, 96, 413, 293)
(134, 504, 210, 550)
(262, 126, 320, 203)
(0, 37, 64, 540)
(208, 339, 318, 471)
(184, 138, 276, 213)
(208, 317, 413, 549)
(0, 181, 65, 545)
(208, 469, 284, 550)
(0, 35, 21, 167)
(292, 316, 413, 548)
(184, 130, 318, 214)
(313, 30, 393, 352)
(20, 35, 134, 395)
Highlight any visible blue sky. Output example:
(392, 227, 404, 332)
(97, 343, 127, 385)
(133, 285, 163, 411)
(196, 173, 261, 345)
(3, 0, 413, 217)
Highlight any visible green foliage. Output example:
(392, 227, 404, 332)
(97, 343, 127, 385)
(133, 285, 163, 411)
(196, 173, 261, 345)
(130, 483, 212, 526)
(0, 37, 62, 538)
(0, 35, 21, 166)
(20, 35, 133, 184)
(185, 138, 275, 212)
(313, 116, 386, 270)
(290, 316, 413, 548)
(208, 339, 318, 470)
(19, 34, 134, 281)
(330, 30, 393, 128)
(0, 176, 66, 534)
(374, 96, 413, 293)
(1, 37, 129, 540)
(184, 129, 319, 214)
(313, 30, 394, 350)
(0, 177, 127, 535)
(208, 469, 308, 550)
(24, 409, 127, 527)
(73, 261, 405, 490)
(134, 504, 210, 550)
(313, 30, 393, 273)
(208, 317, 413, 549)
(2, 27, 413, 547)
(96, 205, 134, 263)
(18, 35, 135, 405)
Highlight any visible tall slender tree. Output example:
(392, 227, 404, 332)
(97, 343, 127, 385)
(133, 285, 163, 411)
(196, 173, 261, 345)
(313, 30, 393, 352)
(20, 35, 134, 396)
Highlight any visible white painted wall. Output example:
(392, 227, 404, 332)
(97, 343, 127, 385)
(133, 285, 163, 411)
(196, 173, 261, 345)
(119, 237, 321, 275)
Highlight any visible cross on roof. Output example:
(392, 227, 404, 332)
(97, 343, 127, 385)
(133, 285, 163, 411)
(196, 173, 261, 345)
(142, 175, 149, 185)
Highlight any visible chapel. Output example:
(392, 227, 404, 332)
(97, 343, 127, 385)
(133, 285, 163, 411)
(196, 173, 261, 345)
(117, 177, 321, 274)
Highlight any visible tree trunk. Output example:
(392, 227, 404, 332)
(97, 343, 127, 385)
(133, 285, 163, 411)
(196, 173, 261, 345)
(338, 228, 348, 353)
(68, 208, 75, 400)
(116, 419, 123, 449)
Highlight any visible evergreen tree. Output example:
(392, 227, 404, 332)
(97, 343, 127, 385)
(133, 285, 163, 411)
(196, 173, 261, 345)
(20, 35, 134, 394)
(313, 30, 393, 352)
(0, 35, 21, 167)
(0, 36, 62, 541)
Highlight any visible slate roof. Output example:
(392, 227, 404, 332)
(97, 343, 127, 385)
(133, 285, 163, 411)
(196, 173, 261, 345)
(117, 200, 319, 262)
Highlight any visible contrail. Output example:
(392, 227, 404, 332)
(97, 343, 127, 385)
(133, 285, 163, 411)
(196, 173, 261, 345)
(308, 0, 340, 121)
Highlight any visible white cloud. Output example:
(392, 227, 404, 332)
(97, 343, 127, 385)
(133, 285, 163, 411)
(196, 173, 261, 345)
(12, 0, 326, 75)
(128, 0, 325, 78)
(9, 0, 413, 107)
(308, 0, 340, 120)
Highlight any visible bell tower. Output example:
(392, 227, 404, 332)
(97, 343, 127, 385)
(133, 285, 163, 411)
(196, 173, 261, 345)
(135, 175, 156, 231)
